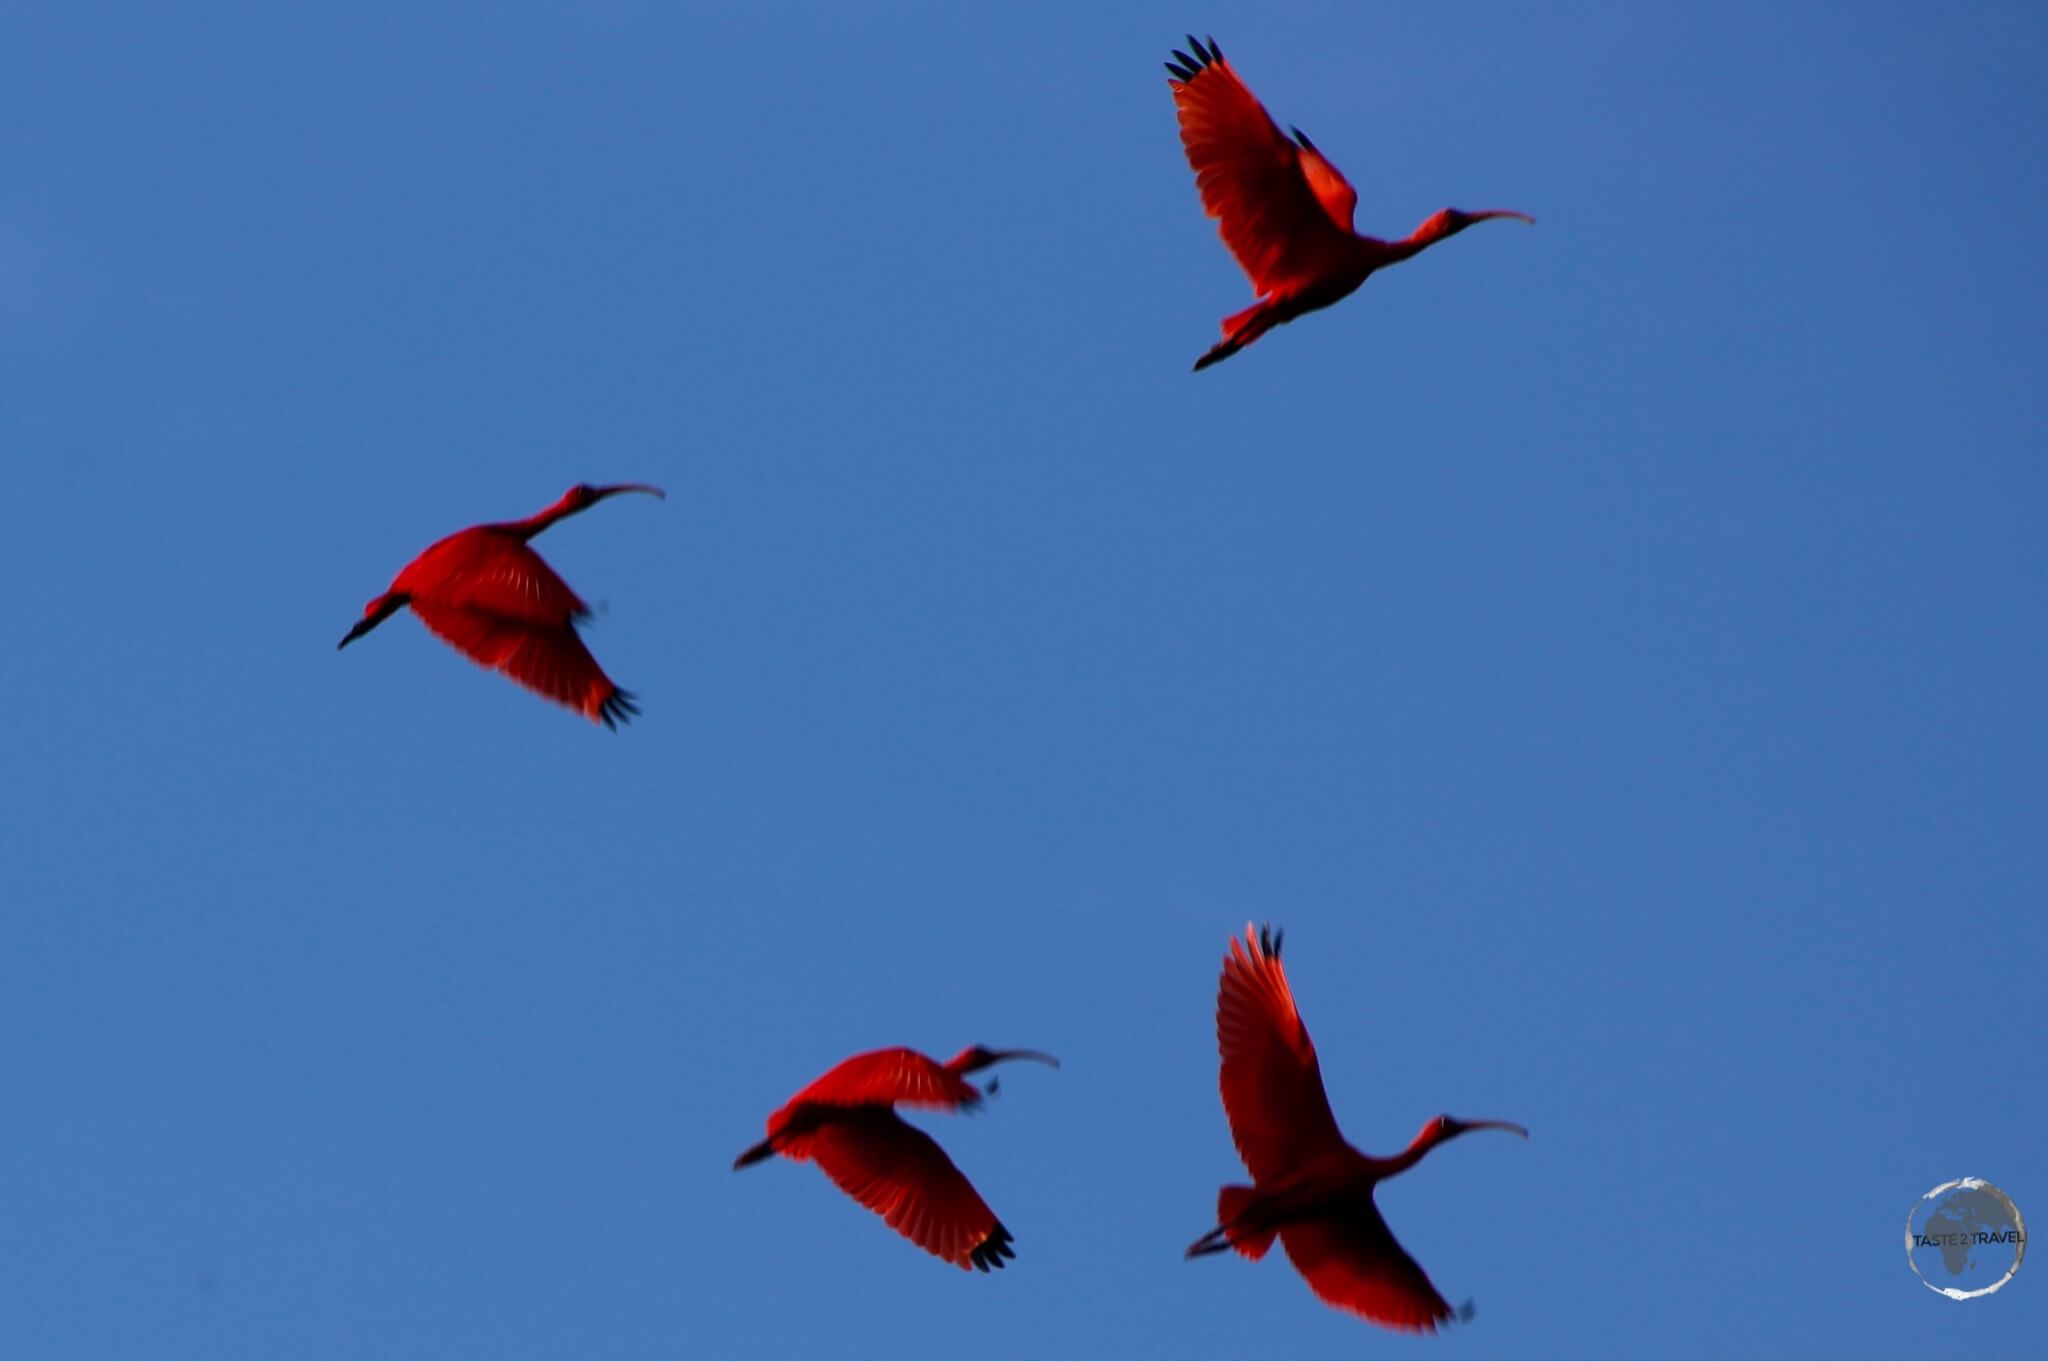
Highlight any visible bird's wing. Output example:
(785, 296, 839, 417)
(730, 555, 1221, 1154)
(408, 599, 629, 726)
(1278, 1202, 1458, 1333)
(394, 530, 593, 626)
(1166, 37, 1357, 294)
(1216, 924, 1348, 1184)
(445, 540, 592, 624)
(794, 1108, 1015, 1271)
(774, 1049, 972, 1122)
(1292, 135, 1359, 233)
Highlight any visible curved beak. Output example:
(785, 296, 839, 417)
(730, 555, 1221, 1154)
(987, 1049, 1060, 1069)
(1468, 209, 1535, 227)
(591, 483, 667, 502)
(1455, 1118, 1530, 1139)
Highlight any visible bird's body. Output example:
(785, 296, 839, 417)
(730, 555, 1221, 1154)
(338, 483, 663, 727)
(735, 1045, 1058, 1272)
(1165, 36, 1532, 370)
(1187, 925, 1526, 1332)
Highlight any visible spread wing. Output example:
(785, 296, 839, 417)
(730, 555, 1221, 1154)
(398, 529, 593, 625)
(1291, 130, 1359, 233)
(791, 1108, 1015, 1271)
(1279, 1204, 1459, 1333)
(772, 1049, 974, 1126)
(1216, 923, 1348, 1184)
(1166, 36, 1358, 295)
(408, 598, 635, 728)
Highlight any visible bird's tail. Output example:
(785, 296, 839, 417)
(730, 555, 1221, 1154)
(1185, 1184, 1277, 1260)
(1193, 300, 1278, 371)
(1215, 1185, 1277, 1259)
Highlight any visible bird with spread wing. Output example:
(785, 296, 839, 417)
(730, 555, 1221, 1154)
(1187, 925, 1527, 1331)
(338, 483, 663, 727)
(736, 1045, 1059, 1271)
(1166, 36, 1532, 370)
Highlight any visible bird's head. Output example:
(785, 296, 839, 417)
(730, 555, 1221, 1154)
(946, 1045, 1061, 1076)
(1417, 207, 1536, 245)
(1420, 1113, 1530, 1148)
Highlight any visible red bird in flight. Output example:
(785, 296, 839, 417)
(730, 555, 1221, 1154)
(1165, 36, 1533, 370)
(1187, 925, 1527, 1332)
(338, 483, 664, 727)
(735, 1045, 1059, 1271)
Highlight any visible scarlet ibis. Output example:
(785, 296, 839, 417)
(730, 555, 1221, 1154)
(735, 1045, 1059, 1271)
(337, 483, 664, 727)
(1165, 36, 1533, 370)
(1186, 925, 1527, 1332)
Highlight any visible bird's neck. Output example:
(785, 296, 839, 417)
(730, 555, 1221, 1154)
(500, 496, 583, 541)
(1363, 1126, 1449, 1181)
(1349, 233, 1424, 277)
(1365, 213, 1460, 269)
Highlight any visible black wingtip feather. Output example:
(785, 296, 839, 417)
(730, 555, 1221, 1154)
(969, 1222, 1017, 1272)
(1255, 923, 1283, 960)
(1167, 34, 1225, 81)
(599, 688, 641, 730)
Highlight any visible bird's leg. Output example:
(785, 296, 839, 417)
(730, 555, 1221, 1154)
(732, 1135, 778, 1169)
(337, 592, 408, 650)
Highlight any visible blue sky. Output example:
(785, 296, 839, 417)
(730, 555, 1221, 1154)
(2, 2, 2044, 1356)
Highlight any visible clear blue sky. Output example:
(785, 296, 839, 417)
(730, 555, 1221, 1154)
(2, 2, 2043, 1357)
